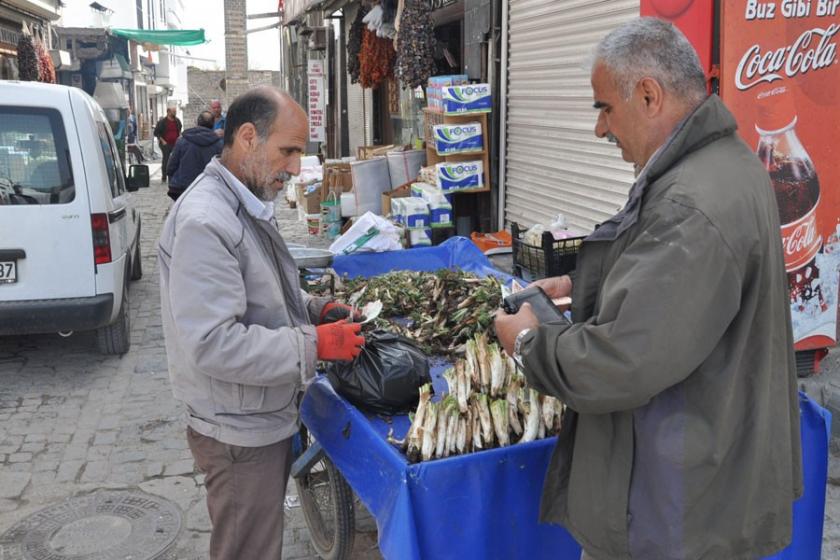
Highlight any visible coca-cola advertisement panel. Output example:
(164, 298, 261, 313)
(640, 0, 715, 77)
(721, 1, 840, 350)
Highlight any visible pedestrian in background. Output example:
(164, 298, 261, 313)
(495, 17, 801, 560)
(165, 111, 222, 201)
(158, 86, 364, 559)
(154, 106, 182, 184)
(210, 99, 226, 137)
(126, 106, 144, 164)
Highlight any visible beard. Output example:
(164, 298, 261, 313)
(240, 149, 293, 202)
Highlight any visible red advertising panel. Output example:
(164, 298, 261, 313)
(721, 1, 840, 350)
(640, 0, 715, 77)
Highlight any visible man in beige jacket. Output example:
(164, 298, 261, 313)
(159, 87, 364, 559)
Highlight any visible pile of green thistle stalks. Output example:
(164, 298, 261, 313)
(335, 269, 503, 355)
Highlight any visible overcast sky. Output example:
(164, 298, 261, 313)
(180, 0, 282, 71)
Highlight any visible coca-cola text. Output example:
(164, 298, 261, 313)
(780, 204, 821, 272)
(735, 24, 839, 90)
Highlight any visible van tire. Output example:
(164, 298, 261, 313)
(97, 283, 131, 355)
(130, 243, 143, 281)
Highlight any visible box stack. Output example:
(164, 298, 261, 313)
(432, 122, 484, 155)
(426, 75, 469, 113)
(440, 83, 492, 115)
(422, 77, 493, 198)
(435, 161, 484, 193)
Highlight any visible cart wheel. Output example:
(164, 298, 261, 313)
(294, 426, 356, 560)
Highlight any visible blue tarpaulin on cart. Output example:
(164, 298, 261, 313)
(303, 240, 830, 560)
(332, 236, 507, 280)
(768, 393, 831, 560)
(303, 375, 580, 560)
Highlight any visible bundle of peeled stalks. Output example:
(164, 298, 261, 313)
(392, 332, 565, 462)
(335, 269, 502, 355)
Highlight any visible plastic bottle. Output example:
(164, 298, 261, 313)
(755, 86, 827, 321)
(549, 214, 571, 240)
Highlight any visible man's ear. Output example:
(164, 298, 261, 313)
(236, 123, 258, 150)
(637, 77, 664, 116)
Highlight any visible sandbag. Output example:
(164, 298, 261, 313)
(328, 211, 402, 255)
(351, 157, 392, 215)
(387, 149, 426, 188)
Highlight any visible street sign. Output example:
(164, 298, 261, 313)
(308, 75, 325, 143)
(307, 59, 325, 77)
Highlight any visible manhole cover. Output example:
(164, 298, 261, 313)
(0, 490, 181, 560)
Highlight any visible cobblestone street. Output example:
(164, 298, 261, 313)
(0, 163, 838, 559)
(0, 165, 380, 560)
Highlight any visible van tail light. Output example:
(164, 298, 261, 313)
(91, 213, 112, 264)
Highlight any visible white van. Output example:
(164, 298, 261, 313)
(0, 81, 146, 354)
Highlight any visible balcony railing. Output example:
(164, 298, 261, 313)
(0, 27, 21, 46)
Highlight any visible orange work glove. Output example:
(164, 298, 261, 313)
(316, 321, 365, 361)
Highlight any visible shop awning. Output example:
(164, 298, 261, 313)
(109, 28, 206, 46)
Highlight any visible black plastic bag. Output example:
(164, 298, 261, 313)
(326, 330, 431, 415)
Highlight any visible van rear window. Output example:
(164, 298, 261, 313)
(0, 107, 74, 205)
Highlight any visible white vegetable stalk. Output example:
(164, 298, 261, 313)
(490, 399, 510, 447)
(456, 361, 469, 414)
(435, 398, 450, 459)
(407, 384, 432, 461)
(475, 334, 491, 394)
(421, 402, 439, 462)
(476, 394, 495, 446)
(489, 343, 505, 398)
(521, 389, 541, 443)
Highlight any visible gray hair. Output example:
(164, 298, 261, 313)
(197, 111, 215, 129)
(593, 17, 706, 104)
(222, 87, 280, 148)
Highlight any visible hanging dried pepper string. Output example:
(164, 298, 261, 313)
(395, 0, 436, 89)
(348, 7, 367, 84)
(359, 28, 396, 89)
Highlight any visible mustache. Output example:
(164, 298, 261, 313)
(606, 133, 619, 145)
(274, 171, 293, 183)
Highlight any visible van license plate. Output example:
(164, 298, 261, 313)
(0, 261, 16, 284)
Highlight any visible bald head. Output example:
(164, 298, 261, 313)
(222, 86, 305, 148)
(219, 86, 308, 201)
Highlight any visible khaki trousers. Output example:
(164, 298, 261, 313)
(187, 427, 293, 560)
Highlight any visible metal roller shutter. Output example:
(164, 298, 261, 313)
(504, 0, 639, 232)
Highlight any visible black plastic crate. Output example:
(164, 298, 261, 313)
(511, 222, 584, 280)
(432, 226, 455, 246)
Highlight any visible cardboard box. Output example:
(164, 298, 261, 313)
(381, 182, 412, 217)
(304, 192, 321, 215)
(296, 183, 321, 214)
(433, 123, 484, 155)
(357, 144, 396, 160)
(441, 83, 492, 114)
(322, 163, 353, 200)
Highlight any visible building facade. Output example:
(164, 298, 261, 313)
(0, 0, 62, 80)
(56, 0, 189, 141)
(182, 67, 281, 129)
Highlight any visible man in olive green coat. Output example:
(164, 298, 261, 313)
(496, 18, 802, 560)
